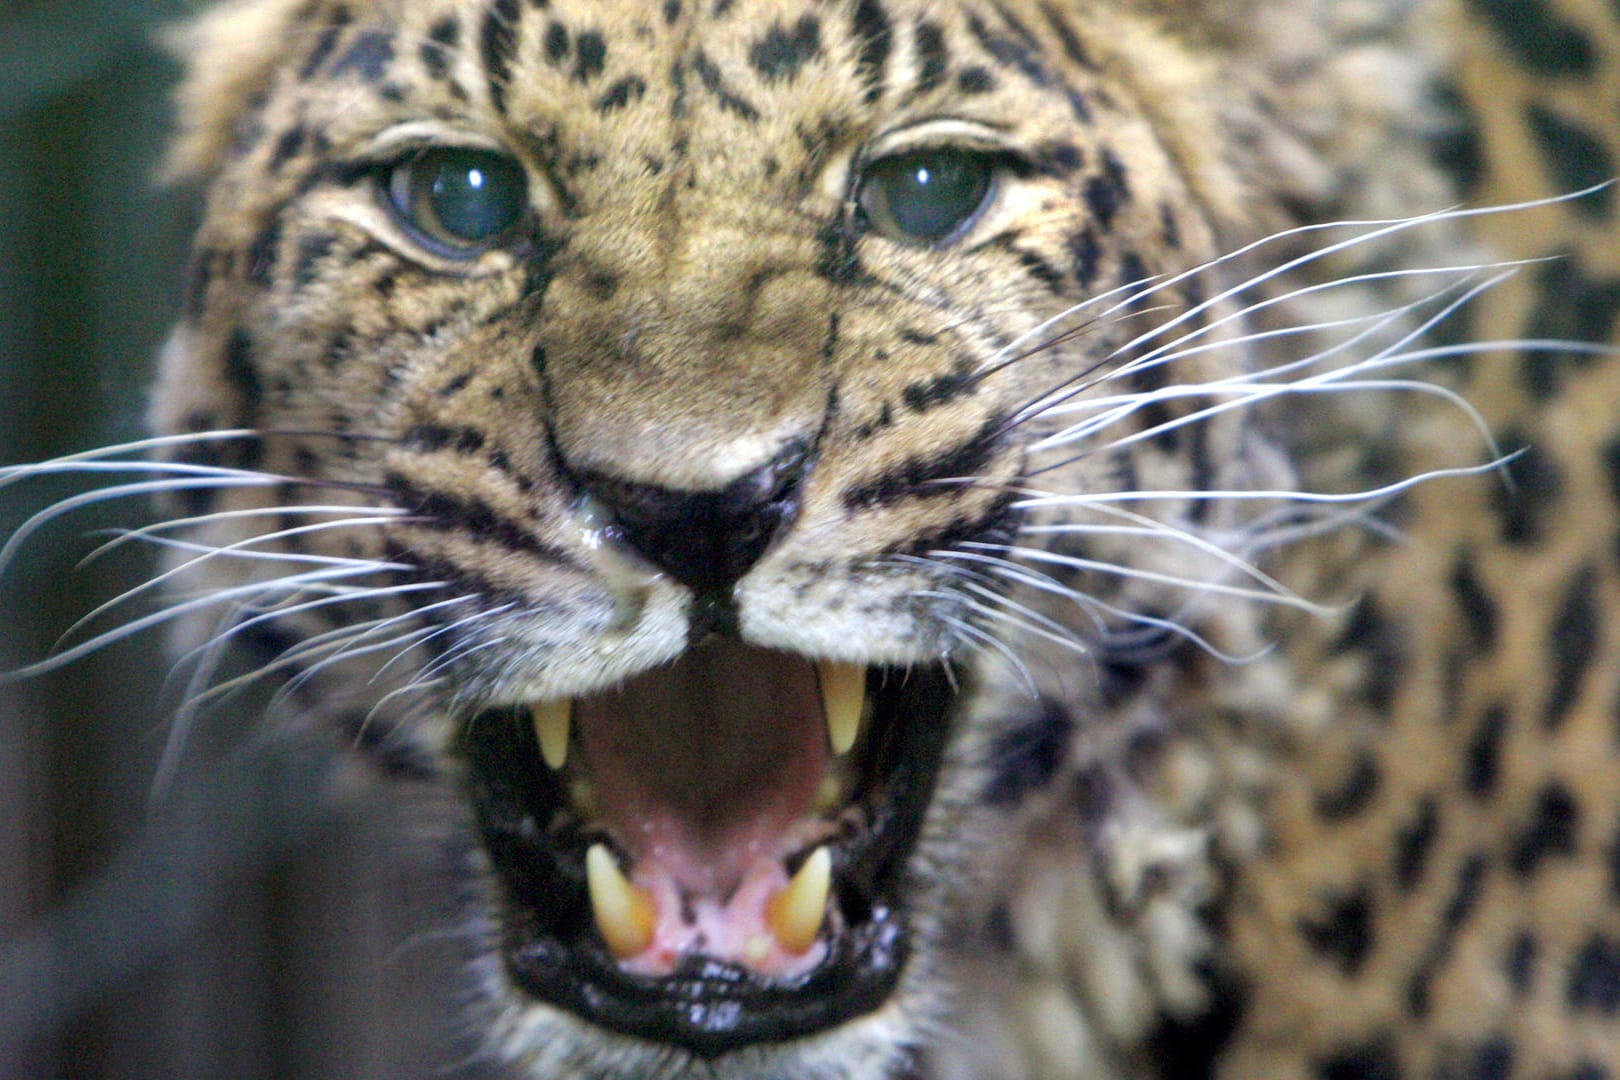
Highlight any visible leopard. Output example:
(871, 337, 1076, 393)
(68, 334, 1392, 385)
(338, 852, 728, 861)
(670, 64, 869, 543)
(4, 0, 1619, 1077)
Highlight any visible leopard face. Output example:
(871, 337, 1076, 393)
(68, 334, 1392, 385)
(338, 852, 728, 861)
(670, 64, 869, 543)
(137, 0, 1413, 1075)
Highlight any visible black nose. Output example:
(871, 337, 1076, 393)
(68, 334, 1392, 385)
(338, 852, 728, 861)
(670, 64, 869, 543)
(578, 441, 811, 597)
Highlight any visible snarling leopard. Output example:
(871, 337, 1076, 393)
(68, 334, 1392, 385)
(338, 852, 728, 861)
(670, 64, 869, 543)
(7, 0, 1620, 1076)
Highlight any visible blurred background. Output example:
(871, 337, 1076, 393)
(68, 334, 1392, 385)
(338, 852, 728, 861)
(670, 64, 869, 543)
(0, 4, 487, 1077)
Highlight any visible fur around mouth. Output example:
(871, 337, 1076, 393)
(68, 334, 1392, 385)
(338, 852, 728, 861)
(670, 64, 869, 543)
(461, 643, 957, 1057)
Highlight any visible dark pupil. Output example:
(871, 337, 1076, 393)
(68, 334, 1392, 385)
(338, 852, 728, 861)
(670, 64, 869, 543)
(422, 151, 524, 243)
(871, 150, 991, 243)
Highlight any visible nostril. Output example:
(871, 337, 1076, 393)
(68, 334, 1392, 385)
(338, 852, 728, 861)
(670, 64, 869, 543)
(577, 440, 811, 598)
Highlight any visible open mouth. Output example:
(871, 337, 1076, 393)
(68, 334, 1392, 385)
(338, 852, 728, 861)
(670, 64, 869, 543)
(461, 642, 957, 1057)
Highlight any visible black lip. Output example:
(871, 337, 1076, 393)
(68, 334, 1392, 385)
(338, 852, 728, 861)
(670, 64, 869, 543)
(461, 663, 956, 1058)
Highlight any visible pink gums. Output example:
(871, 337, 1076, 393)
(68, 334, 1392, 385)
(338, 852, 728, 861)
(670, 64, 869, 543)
(577, 643, 831, 976)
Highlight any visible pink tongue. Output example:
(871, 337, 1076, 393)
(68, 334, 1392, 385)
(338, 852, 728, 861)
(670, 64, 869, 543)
(576, 643, 828, 899)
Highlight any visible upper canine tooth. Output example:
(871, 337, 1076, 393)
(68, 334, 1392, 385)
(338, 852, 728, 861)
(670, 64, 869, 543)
(585, 844, 657, 960)
(766, 846, 832, 955)
(530, 699, 572, 770)
(818, 662, 866, 756)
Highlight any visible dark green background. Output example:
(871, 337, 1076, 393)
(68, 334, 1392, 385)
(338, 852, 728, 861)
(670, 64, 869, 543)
(0, 5, 488, 1077)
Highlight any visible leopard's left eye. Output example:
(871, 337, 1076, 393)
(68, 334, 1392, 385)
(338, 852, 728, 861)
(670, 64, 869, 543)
(857, 147, 997, 247)
(384, 147, 530, 256)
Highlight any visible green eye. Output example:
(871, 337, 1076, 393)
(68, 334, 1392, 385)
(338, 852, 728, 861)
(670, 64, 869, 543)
(858, 148, 996, 246)
(385, 148, 529, 255)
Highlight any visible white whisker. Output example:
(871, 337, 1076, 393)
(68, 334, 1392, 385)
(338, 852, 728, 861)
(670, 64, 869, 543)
(1088, 185, 1613, 369)
(1099, 262, 1532, 392)
(900, 551, 1116, 642)
(0, 563, 391, 683)
(78, 503, 411, 566)
(371, 602, 519, 685)
(419, 636, 519, 703)
(1041, 375, 1493, 466)
(965, 543, 1331, 613)
(357, 676, 452, 729)
(0, 430, 260, 488)
(1012, 456, 1518, 512)
(929, 606, 1039, 698)
(182, 597, 445, 715)
(57, 517, 407, 650)
(950, 580, 1093, 656)
(172, 583, 453, 675)
(1010, 504, 1302, 601)
(1093, 605, 1271, 665)
(271, 623, 450, 712)
(1013, 262, 1499, 429)
(0, 475, 282, 579)
(269, 596, 517, 711)
(1025, 269, 1527, 456)
(150, 603, 242, 803)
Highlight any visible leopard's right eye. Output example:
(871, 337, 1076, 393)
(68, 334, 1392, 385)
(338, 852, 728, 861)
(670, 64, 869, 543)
(383, 147, 530, 257)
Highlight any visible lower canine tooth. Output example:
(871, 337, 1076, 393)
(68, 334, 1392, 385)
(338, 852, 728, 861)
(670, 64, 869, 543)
(818, 662, 866, 756)
(530, 699, 572, 770)
(766, 846, 831, 955)
(585, 844, 657, 959)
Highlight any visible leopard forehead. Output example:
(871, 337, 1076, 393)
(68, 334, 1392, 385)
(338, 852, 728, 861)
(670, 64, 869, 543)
(176, 0, 1231, 187)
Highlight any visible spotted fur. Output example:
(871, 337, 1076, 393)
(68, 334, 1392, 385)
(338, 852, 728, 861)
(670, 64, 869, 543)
(1218, 4, 1620, 1074)
(6, 0, 1619, 1076)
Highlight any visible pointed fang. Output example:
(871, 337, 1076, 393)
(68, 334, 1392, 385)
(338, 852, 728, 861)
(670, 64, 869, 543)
(585, 844, 657, 960)
(530, 699, 572, 770)
(818, 662, 866, 756)
(766, 846, 831, 955)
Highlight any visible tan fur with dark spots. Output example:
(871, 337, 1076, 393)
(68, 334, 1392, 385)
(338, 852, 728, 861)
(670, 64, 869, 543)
(1224, 3, 1620, 1075)
(148, 0, 1620, 1076)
